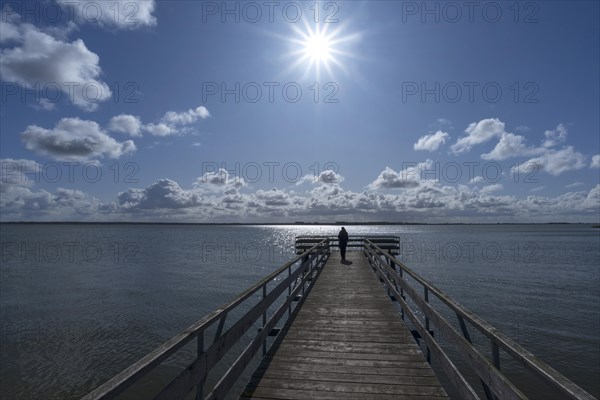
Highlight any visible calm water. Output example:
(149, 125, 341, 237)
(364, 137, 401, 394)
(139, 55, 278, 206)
(0, 224, 598, 399)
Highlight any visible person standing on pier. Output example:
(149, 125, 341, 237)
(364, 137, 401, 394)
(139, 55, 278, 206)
(338, 227, 349, 261)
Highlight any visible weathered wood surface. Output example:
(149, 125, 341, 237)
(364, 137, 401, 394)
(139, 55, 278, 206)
(240, 251, 449, 399)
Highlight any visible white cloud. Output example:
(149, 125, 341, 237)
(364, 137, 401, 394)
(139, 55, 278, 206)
(581, 185, 600, 210)
(255, 189, 290, 206)
(529, 186, 545, 193)
(142, 106, 210, 136)
(481, 132, 545, 160)
(143, 123, 175, 137)
(451, 118, 506, 154)
(162, 106, 210, 125)
(513, 146, 586, 176)
(566, 182, 584, 188)
(1, 186, 100, 219)
(21, 118, 136, 161)
(56, 0, 157, 30)
(296, 170, 345, 186)
(542, 124, 568, 148)
(193, 168, 246, 191)
(318, 170, 344, 184)
(118, 179, 200, 211)
(591, 154, 600, 168)
(414, 131, 449, 152)
(108, 114, 143, 137)
(367, 166, 421, 190)
(468, 176, 484, 185)
(480, 183, 503, 194)
(0, 14, 111, 110)
(3, 171, 599, 222)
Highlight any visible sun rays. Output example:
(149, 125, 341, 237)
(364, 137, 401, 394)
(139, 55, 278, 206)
(285, 20, 360, 80)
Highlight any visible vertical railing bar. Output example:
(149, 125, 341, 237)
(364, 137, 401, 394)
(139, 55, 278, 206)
(386, 268, 391, 297)
(195, 332, 204, 400)
(262, 283, 267, 356)
(458, 313, 494, 400)
(213, 313, 227, 345)
(424, 286, 431, 364)
(288, 264, 292, 318)
(492, 341, 500, 370)
(457, 313, 472, 343)
(399, 266, 404, 321)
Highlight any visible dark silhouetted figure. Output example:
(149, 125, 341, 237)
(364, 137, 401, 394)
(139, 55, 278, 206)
(338, 227, 349, 261)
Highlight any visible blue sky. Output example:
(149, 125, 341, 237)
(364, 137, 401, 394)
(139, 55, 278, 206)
(1, 0, 598, 222)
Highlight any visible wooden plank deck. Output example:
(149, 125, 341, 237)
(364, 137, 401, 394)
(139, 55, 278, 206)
(240, 251, 449, 400)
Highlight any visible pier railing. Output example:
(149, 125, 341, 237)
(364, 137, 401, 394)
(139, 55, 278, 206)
(363, 239, 596, 400)
(296, 235, 399, 255)
(82, 239, 330, 400)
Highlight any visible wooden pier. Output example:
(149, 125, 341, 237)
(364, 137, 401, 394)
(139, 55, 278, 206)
(241, 250, 448, 399)
(82, 237, 597, 400)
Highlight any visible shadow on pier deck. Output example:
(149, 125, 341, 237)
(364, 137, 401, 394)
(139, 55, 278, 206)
(82, 236, 597, 400)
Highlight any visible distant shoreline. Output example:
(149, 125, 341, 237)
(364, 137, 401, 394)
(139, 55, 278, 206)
(0, 221, 596, 226)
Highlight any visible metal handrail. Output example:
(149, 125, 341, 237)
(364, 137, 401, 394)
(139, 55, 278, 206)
(82, 239, 330, 400)
(296, 235, 400, 254)
(363, 239, 596, 400)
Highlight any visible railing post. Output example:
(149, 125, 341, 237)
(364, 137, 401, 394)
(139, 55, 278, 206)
(195, 332, 205, 400)
(457, 313, 494, 400)
(399, 267, 404, 321)
(424, 287, 431, 364)
(386, 269, 391, 297)
(492, 341, 500, 370)
(262, 284, 267, 356)
(288, 264, 292, 318)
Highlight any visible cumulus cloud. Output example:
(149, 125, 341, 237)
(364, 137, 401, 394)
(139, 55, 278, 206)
(481, 123, 576, 161)
(108, 114, 143, 137)
(368, 167, 421, 190)
(591, 154, 600, 168)
(21, 118, 136, 161)
(1, 186, 100, 219)
(296, 170, 344, 186)
(255, 188, 290, 206)
(317, 170, 344, 184)
(542, 124, 568, 148)
(0, 13, 111, 110)
(56, 0, 157, 30)
(451, 118, 506, 154)
(143, 123, 175, 137)
(414, 131, 449, 152)
(513, 146, 586, 176)
(451, 120, 591, 178)
(468, 176, 484, 185)
(367, 162, 435, 190)
(481, 132, 545, 160)
(480, 183, 503, 194)
(581, 185, 600, 210)
(162, 106, 210, 125)
(142, 106, 211, 136)
(193, 168, 246, 191)
(118, 179, 200, 211)
(3, 169, 599, 221)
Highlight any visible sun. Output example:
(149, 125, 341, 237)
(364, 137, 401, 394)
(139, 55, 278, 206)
(285, 22, 359, 80)
(302, 31, 333, 64)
